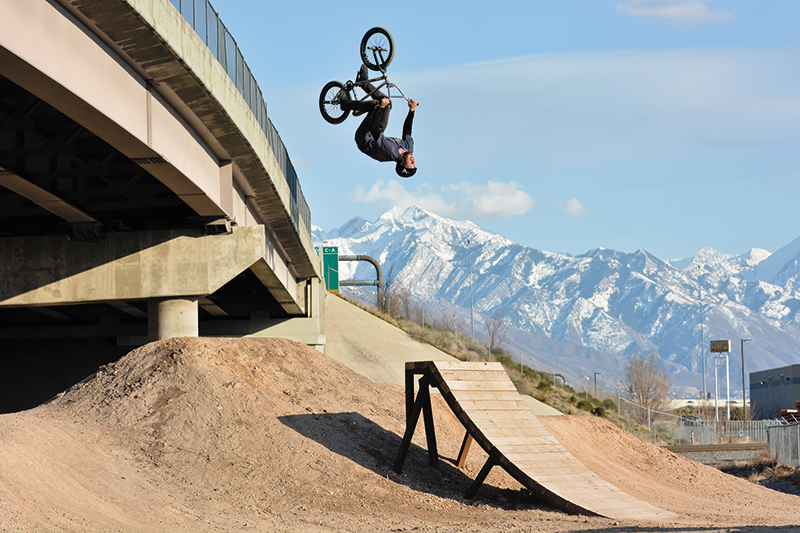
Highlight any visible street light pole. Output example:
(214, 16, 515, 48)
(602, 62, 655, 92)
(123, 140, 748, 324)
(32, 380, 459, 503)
(466, 239, 475, 338)
(695, 265, 707, 402)
(700, 281, 707, 401)
(741, 338, 751, 420)
(594, 372, 602, 397)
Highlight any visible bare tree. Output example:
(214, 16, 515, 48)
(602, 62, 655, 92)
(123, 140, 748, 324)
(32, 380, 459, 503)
(377, 265, 397, 315)
(396, 282, 416, 321)
(483, 308, 508, 358)
(435, 309, 457, 333)
(624, 352, 672, 426)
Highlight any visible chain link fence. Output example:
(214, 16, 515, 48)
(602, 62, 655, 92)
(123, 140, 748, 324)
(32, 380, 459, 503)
(619, 396, 783, 444)
(767, 422, 800, 467)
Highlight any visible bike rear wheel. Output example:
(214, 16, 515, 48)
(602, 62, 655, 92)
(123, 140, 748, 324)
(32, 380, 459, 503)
(319, 81, 351, 124)
(360, 27, 395, 71)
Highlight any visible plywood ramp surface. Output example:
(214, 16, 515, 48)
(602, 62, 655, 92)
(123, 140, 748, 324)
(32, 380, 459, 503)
(416, 360, 677, 521)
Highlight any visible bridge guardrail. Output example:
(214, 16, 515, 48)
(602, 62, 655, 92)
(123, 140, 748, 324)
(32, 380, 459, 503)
(169, 0, 310, 236)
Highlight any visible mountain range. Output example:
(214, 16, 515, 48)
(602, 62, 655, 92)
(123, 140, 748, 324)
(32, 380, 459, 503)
(314, 206, 800, 397)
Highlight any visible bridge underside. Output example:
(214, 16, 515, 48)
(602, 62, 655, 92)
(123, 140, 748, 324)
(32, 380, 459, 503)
(0, 72, 300, 319)
(0, 73, 198, 239)
(0, 73, 324, 413)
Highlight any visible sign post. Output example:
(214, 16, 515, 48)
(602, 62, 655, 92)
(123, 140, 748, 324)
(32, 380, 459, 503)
(317, 246, 339, 293)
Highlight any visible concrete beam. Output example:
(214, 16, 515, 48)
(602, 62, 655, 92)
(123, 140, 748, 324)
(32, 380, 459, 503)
(0, 167, 97, 224)
(0, 0, 229, 221)
(0, 225, 302, 309)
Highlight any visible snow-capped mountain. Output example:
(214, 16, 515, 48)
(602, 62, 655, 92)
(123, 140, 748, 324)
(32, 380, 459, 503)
(315, 206, 800, 395)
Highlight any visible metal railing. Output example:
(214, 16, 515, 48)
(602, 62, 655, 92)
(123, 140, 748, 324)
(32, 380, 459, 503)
(767, 422, 800, 467)
(689, 419, 784, 444)
(168, 0, 310, 235)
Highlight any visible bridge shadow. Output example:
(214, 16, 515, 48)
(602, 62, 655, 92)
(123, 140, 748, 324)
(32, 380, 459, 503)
(278, 411, 552, 512)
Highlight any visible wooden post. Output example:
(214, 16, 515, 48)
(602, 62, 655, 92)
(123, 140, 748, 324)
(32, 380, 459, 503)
(394, 373, 439, 472)
(420, 378, 438, 468)
(465, 456, 496, 499)
(456, 432, 473, 468)
(405, 366, 415, 429)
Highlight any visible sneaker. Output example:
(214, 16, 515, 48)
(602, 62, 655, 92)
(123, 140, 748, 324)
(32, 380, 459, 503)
(356, 64, 368, 84)
(337, 89, 351, 111)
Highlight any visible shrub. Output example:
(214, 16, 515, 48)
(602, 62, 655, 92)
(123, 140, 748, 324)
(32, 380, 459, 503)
(601, 399, 617, 413)
(592, 406, 606, 418)
(730, 406, 745, 421)
(576, 400, 593, 412)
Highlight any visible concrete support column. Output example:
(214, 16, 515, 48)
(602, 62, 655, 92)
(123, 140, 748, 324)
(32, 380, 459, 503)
(148, 297, 199, 341)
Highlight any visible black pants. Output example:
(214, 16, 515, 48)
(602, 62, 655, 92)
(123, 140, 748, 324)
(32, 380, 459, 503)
(343, 81, 391, 156)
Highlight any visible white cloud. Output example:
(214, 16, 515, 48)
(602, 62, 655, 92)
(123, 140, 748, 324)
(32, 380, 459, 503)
(616, 0, 734, 28)
(351, 179, 534, 221)
(557, 198, 593, 217)
(444, 181, 535, 219)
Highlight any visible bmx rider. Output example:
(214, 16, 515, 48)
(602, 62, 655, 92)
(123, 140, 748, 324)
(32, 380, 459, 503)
(341, 66, 417, 177)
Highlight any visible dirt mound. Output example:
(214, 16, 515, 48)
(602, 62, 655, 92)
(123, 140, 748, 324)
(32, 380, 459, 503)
(1, 337, 799, 532)
(540, 415, 800, 525)
(0, 338, 560, 532)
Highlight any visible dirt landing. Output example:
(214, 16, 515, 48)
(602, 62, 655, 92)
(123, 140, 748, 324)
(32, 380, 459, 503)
(1, 337, 799, 532)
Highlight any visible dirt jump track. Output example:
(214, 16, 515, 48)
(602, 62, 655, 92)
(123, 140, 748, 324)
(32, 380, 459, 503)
(1, 296, 800, 532)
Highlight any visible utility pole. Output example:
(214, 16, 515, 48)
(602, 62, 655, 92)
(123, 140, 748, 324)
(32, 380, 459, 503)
(466, 239, 474, 338)
(697, 266, 707, 402)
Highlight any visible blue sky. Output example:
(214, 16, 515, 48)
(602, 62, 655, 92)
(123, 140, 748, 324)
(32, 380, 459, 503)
(211, 0, 799, 260)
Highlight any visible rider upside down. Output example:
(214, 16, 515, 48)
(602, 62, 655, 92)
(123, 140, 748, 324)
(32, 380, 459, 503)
(340, 65, 418, 178)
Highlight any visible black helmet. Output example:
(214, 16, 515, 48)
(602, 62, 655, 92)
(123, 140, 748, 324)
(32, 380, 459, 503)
(396, 162, 416, 178)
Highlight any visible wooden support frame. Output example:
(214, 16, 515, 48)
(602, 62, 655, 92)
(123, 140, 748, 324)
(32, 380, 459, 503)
(391, 361, 676, 520)
(394, 363, 485, 499)
(394, 371, 438, 473)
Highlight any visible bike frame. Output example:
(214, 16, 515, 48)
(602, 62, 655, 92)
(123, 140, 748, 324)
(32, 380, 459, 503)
(352, 73, 411, 104)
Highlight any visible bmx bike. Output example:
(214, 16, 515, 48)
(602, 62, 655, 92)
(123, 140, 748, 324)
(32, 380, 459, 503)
(319, 27, 413, 125)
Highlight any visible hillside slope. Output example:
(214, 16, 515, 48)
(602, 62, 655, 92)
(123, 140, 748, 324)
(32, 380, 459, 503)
(324, 294, 561, 416)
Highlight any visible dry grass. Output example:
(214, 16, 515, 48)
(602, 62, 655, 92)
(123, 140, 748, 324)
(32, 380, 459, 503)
(720, 451, 800, 494)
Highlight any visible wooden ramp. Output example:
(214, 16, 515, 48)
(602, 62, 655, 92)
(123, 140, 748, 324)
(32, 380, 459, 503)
(394, 361, 677, 521)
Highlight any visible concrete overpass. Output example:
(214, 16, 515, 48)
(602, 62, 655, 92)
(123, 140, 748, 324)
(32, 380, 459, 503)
(0, 0, 324, 411)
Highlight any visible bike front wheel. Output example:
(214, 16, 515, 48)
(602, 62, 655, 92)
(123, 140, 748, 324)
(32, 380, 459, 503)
(319, 81, 351, 125)
(360, 27, 395, 71)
